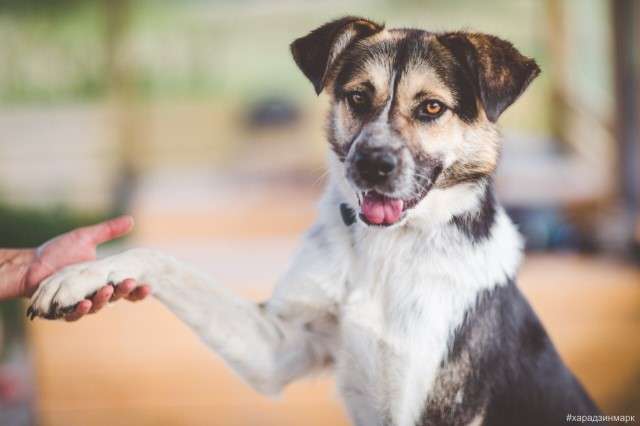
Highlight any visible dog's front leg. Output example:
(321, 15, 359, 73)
(28, 246, 339, 395)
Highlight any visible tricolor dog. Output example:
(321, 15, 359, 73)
(29, 17, 600, 426)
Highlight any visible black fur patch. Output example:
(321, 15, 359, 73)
(340, 203, 357, 226)
(418, 280, 600, 426)
(450, 181, 497, 243)
(426, 39, 480, 123)
(290, 17, 384, 94)
(436, 32, 540, 122)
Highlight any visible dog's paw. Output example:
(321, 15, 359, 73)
(27, 259, 135, 320)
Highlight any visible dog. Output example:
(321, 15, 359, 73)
(29, 17, 600, 426)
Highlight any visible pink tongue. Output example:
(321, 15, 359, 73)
(362, 193, 404, 225)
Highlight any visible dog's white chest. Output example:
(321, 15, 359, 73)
(335, 231, 476, 426)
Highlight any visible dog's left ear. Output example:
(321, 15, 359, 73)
(437, 32, 540, 122)
(291, 16, 384, 94)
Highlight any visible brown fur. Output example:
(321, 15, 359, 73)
(292, 17, 538, 206)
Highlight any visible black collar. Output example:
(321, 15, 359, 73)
(340, 203, 356, 226)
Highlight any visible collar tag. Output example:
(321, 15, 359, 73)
(340, 203, 356, 227)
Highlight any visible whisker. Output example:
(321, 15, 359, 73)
(312, 169, 330, 187)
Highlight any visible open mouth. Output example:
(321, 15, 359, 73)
(357, 188, 429, 227)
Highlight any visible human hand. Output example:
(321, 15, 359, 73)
(22, 216, 150, 321)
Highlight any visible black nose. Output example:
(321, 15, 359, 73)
(354, 148, 398, 185)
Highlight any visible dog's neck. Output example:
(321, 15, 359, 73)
(404, 178, 495, 237)
(321, 174, 522, 289)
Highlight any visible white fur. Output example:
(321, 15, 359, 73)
(30, 170, 521, 426)
(26, 20, 530, 423)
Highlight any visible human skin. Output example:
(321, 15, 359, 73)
(0, 216, 149, 321)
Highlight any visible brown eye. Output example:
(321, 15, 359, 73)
(346, 91, 370, 112)
(417, 100, 446, 121)
(425, 101, 442, 115)
(350, 92, 365, 104)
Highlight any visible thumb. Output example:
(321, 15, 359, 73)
(82, 215, 135, 245)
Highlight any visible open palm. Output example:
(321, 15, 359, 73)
(24, 216, 150, 321)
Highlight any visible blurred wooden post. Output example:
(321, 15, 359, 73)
(104, 0, 139, 216)
(545, 0, 571, 150)
(612, 0, 640, 255)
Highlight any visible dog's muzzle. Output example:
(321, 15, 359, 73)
(352, 147, 399, 187)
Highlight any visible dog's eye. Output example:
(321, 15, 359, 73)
(346, 91, 370, 112)
(417, 100, 446, 121)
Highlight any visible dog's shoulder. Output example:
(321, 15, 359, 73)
(420, 280, 600, 426)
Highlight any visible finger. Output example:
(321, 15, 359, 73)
(82, 215, 135, 246)
(126, 285, 151, 302)
(111, 279, 136, 301)
(89, 285, 114, 313)
(64, 300, 92, 322)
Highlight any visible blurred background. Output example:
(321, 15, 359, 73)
(0, 0, 638, 425)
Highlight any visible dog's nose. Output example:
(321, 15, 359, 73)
(354, 148, 398, 185)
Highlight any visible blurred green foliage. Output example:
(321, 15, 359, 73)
(0, 0, 610, 134)
(0, 0, 90, 15)
(0, 1, 548, 102)
(0, 0, 106, 103)
(0, 202, 107, 248)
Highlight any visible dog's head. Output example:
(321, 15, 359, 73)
(291, 17, 539, 227)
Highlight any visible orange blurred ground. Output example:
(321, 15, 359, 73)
(27, 181, 640, 426)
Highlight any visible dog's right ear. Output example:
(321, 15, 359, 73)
(437, 32, 540, 122)
(290, 16, 384, 94)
